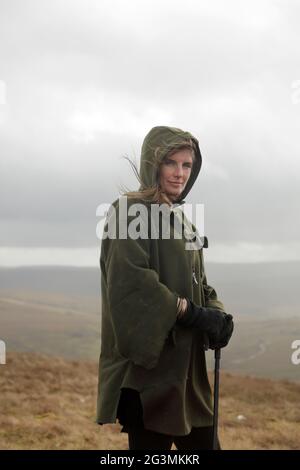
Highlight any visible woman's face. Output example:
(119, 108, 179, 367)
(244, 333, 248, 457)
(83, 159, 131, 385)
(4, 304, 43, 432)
(159, 149, 193, 201)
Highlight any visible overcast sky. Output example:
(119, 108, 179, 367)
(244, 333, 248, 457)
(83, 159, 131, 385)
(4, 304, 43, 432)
(0, 0, 300, 266)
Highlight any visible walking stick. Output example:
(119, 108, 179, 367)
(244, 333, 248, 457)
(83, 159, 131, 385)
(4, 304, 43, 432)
(203, 334, 221, 450)
(212, 348, 221, 450)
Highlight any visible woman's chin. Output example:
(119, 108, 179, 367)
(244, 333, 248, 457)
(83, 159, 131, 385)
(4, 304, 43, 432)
(167, 192, 181, 202)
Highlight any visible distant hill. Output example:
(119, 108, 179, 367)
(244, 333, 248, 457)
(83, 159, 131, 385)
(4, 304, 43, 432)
(0, 291, 101, 361)
(0, 266, 101, 298)
(205, 260, 300, 318)
(0, 352, 299, 450)
(0, 263, 299, 381)
(1, 261, 300, 317)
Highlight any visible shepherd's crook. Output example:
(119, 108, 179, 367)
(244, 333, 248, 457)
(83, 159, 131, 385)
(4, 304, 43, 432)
(212, 348, 221, 450)
(203, 334, 221, 450)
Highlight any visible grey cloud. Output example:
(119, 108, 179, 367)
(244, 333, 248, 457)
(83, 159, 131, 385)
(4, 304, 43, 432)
(0, 0, 299, 258)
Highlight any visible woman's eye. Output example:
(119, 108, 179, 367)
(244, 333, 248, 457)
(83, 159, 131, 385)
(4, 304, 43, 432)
(163, 160, 192, 168)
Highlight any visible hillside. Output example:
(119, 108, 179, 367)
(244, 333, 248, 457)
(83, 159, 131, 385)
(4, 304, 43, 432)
(1, 290, 299, 381)
(1, 261, 300, 318)
(0, 291, 101, 361)
(0, 352, 299, 450)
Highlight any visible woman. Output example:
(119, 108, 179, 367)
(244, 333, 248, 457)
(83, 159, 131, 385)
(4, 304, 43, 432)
(96, 125, 234, 450)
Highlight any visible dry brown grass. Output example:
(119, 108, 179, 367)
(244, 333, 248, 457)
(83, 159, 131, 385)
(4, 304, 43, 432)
(0, 352, 299, 450)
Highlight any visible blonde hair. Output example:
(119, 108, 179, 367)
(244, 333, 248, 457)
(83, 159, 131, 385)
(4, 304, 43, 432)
(118, 139, 196, 205)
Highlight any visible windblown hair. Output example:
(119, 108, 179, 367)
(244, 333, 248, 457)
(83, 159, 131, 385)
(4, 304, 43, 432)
(118, 139, 196, 205)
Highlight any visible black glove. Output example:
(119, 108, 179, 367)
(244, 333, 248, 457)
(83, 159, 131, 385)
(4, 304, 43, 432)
(176, 298, 227, 338)
(208, 314, 234, 350)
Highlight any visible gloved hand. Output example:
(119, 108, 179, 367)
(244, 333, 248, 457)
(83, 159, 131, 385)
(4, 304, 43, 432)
(176, 298, 227, 338)
(208, 313, 234, 350)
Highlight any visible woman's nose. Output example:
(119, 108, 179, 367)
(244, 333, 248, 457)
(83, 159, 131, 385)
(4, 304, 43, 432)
(174, 165, 183, 178)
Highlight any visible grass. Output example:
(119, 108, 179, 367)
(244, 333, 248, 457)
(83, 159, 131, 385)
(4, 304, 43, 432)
(0, 351, 299, 450)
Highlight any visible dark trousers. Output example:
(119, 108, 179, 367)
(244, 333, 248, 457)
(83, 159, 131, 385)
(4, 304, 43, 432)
(117, 388, 221, 450)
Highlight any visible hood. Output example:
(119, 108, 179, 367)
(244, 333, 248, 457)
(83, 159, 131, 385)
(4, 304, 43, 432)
(139, 125, 202, 204)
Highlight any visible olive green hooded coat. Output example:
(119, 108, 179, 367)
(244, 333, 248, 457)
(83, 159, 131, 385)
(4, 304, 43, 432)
(96, 126, 225, 435)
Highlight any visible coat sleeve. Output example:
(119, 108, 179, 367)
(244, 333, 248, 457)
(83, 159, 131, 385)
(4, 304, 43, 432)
(101, 207, 179, 370)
